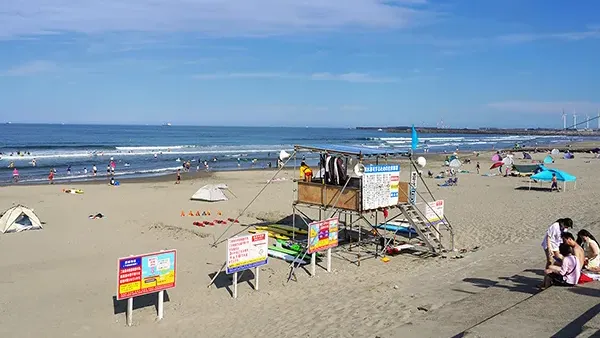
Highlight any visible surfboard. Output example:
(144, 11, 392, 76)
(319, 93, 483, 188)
(374, 224, 417, 235)
(248, 229, 290, 240)
(269, 245, 308, 258)
(267, 249, 308, 265)
(267, 224, 308, 235)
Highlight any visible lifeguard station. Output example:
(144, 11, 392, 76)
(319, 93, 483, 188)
(291, 144, 455, 265)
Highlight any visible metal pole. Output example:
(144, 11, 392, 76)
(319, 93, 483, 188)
(126, 298, 133, 326)
(233, 272, 238, 299)
(157, 290, 164, 320)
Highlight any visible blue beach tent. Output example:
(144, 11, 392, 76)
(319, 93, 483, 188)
(543, 155, 554, 164)
(529, 168, 576, 191)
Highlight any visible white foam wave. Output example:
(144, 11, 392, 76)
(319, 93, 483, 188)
(21, 166, 183, 182)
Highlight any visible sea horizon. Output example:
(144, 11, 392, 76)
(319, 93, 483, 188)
(1, 124, 594, 185)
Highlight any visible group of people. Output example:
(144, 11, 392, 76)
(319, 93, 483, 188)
(541, 218, 600, 288)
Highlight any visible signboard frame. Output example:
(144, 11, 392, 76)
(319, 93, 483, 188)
(361, 164, 401, 211)
(116, 249, 177, 326)
(308, 217, 339, 254)
(226, 233, 269, 275)
(117, 249, 177, 301)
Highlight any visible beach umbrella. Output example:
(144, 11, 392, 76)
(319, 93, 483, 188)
(522, 152, 532, 160)
(491, 154, 501, 162)
(551, 149, 560, 155)
(490, 161, 503, 169)
(449, 159, 461, 168)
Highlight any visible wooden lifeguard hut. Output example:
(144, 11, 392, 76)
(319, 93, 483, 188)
(291, 144, 455, 264)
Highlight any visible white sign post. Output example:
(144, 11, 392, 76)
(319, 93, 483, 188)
(226, 233, 269, 299)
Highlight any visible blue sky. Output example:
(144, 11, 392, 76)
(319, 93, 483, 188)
(0, 0, 599, 128)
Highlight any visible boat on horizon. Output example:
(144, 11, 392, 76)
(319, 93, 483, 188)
(163, 122, 172, 127)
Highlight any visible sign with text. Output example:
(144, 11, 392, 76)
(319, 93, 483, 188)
(308, 217, 339, 254)
(409, 171, 418, 205)
(362, 164, 400, 211)
(117, 250, 176, 300)
(424, 200, 444, 222)
(226, 233, 269, 274)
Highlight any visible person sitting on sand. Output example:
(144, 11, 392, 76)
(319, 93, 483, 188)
(542, 243, 580, 289)
(109, 177, 116, 186)
(577, 229, 600, 269)
(561, 232, 585, 269)
(542, 218, 573, 268)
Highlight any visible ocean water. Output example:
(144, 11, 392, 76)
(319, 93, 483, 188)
(0, 124, 584, 184)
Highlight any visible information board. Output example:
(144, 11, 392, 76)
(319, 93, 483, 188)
(424, 200, 444, 222)
(117, 250, 176, 300)
(308, 217, 339, 254)
(362, 164, 400, 211)
(409, 171, 418, 205)
(226, 233, 269, 274)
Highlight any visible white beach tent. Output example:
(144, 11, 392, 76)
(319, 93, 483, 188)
(449, 159, 462, 168)
(0, 205, 43, 233)
(191, 184, 229, 202)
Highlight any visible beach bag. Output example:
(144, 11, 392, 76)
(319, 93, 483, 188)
(578, 273, 593, 284)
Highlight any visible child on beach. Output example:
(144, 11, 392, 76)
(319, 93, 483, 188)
(475, 162, 480, 174)
(175, 169, 181, 184)
(48, 169, 54, 184)
(551, 173, 559, 192)
(542, 218, 573, 268)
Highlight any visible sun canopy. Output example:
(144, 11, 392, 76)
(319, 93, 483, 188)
(531, 168, 576, 182)
(295, 144, 409, 157)
(513, 164, 542, 173)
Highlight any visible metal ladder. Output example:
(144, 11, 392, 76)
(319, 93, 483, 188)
(398, 204, 445, 254)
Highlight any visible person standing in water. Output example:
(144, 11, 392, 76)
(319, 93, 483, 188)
(12, 168, 19, 183)
(92, 164, 97, 176)
(48, 169, 54, 184)
(67, 165, 72, 175)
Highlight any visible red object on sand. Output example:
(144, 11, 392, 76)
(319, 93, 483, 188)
(490, 162, 503, 169)
(383, 209, 389, 218)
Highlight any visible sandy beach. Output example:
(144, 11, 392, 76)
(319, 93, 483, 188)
(2, 148, 600, 338)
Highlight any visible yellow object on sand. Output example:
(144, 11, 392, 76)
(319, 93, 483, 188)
(381, 256, 390, 263)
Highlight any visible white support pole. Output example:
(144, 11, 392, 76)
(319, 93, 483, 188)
(254, 267, 259, 291)
(310, 253, 316, 277)
(126, 297, 133, 327)
(233, 272, 238, 299)
(157, 290, 164, 320)
(326, 248, 332, 272)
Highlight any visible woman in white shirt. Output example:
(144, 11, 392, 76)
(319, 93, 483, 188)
(577, 229, 600, 269)
(542, 218, 573, 268)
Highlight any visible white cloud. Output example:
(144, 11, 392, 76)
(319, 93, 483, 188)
(486, 101, 600, 114)
(0, 0, 433, 39)
(194, 72, 396, 83)
(2, 60, 57, 76)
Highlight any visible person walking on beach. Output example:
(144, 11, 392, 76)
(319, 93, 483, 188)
(551, 173, 559, 192)
(12, 168, 19, 183)
(542, 218, 573, 268)
(475, 161, 480, 174)
(48, 169, 54, 184)
(175, 169, 181, 184)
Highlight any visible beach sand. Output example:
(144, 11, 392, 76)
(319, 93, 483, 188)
(1, 150, 600, 338)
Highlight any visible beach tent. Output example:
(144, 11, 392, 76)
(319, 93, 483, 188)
(0, 205, 43, 233)
(191, 184, 229, 202)
(551, 149, 560, 155)
(512, 164, 541, 175)
(564, 153, 574, 159)
(449, 159, 462, 168)
(448, 155, 458, 162)
(530, 168, 577, 191)
(522, 152, 532, 160)
(543, 155, 554, 164)
(491, 154, 501, 162)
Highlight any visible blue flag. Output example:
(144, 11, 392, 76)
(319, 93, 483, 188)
(411, 125, 419, 151)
